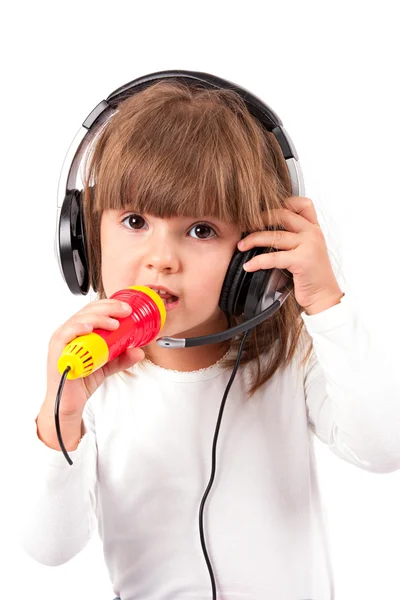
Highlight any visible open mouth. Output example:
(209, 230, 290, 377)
(145, 286, 180, 307)
(157, 293, 179, 305)
(161, 295, 180, 311)
(162, 294, 179, 305)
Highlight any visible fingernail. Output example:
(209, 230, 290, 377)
(122, 303, 132, 312)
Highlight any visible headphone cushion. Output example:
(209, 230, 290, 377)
(219, 248, 259, 315)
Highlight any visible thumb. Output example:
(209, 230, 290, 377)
(120, 346, 146, 368)
(102, 347, 145, 378)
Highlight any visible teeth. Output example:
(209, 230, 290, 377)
(158, 295, 176, 304)
(152, 288, 172, 296)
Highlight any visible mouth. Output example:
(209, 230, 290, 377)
(145, 285, 179, 304)
(160, 295, 180, 312)
(160, 294, 179, 305)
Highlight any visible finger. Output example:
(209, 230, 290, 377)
(52, 314, 120, 353)
(262, 197, 320, 232)
(243, 249, 295, 272)
(73, 313, 122, 331)
(262, 208, 314, 233)
(78, 299, 132, 317)
(283, 196, 319, 225)
(238, 229, 299, 252)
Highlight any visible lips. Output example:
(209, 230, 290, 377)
(145, 284, 179, 299)
(160, 292, 177, 301)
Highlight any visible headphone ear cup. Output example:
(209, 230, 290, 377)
(59, 189, 91, 295)
(220, 246, 294, 319)
(219, 249, 243, 315)
(80, 189, 99, 294)
(83, 185, 98, 293)
(219, 247, 265, 316)
(243, 256, 294, 319)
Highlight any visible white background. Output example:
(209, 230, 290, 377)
(2, 1, 400, 599)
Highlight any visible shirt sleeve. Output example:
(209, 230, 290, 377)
(18, 399, 98, 566)
(300, 292, 400, 474)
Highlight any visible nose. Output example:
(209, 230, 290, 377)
(143, 233, 180, 273)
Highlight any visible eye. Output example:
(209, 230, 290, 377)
(121, 214, 147, 230)
(188, 223, 217, 240)
(122, 214, 217, 240)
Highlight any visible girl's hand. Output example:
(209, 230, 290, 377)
(237, 196, 344, 315)
(44, 299, 145, 418)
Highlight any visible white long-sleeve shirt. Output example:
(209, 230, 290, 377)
(19, 293, 400, 600)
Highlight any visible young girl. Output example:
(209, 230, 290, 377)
(20, 71, 400, 600)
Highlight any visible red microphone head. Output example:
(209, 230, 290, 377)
(110, 285, 167, 347)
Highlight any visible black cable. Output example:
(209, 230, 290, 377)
(56, 330, 252, 598)
(55, 366, 74, 466)
(198, 328, 252, 600)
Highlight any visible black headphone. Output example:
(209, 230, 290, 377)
(56, 69, 305, 349)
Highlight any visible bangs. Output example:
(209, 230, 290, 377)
(83, 81, 291, 234)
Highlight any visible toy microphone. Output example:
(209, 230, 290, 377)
(57, 286, 166, 379)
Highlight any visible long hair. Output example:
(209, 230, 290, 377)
(82, 79, 313, 398)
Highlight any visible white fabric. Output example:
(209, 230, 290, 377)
(19, 293, 400, 600)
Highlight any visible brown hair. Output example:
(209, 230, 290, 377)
(82, 79, 313, 398)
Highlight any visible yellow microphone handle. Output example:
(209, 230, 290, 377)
(57, 332, 109, 380)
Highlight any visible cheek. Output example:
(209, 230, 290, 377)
(101, 247, 138, 294)
(190, 256, 231, 298)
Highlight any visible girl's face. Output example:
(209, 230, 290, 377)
(100, 208, 243, 342)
